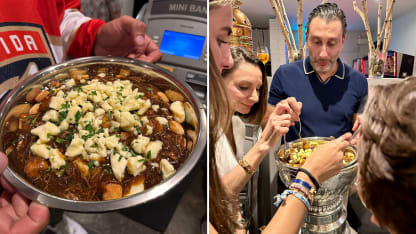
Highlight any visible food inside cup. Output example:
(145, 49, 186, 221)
(277, 138, 355, 167)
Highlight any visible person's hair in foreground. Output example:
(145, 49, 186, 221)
(358, 77, 416, 233)
(222, 46, 268, 125)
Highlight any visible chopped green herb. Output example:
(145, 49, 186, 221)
(165, 123, 169, 128)
(75, 111, 82, 123)
(47, 147, 51, 150)
(58, 110, 68, 122)
(56, 138, 65, 144)
(45, 167, 51, 172)
(140, 120, 144, 125)
(91, 91, 97, 96)
(135, 94, 143, 99)
(116, 91, 123, 96)
(115, 134, 120, 138)
(96, 128, 104, 134)
(62, 163, 69, 169)
(63, 92, 68, 98)
(113, 149, 117, 155)
(118, 155, 123, 161)
(74, 85, 83, 92)
(146, 150, 151, 159)
(50, 89, 55, 95)
(146, 87, 152, 91)
(138, 159, 146, 162)
(66, 131, 75, 147)
(113, 127, 120, 132)
(61, 102, 70, 109)
(47, 133, 51, 139)
(103, 168, 111, 174)
(31, 115, 38, 126)
(130, 150, 137, 157)
(25, 115, 32, 121)
(104, 96, 110, 101)
(88, 160, 96, 169)
(85, 123, 94, 133)
(122, 145, 129, 151)
(108, 111, 113, 121)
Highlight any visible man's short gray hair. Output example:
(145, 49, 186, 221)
(306, 2, 347, 37)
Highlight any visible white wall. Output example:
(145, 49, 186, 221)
(269, 18, 288, 74)
(252, 29, 270, 53)
(340, 31, 369, 67)
(389, 10, 416, 56)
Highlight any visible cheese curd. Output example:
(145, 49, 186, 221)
(111, 152, 127, 182)
(170, 101, 185, 123)
(31, 122, 60, 143)
(160, 159, 175, 180)
(127, 156, 146, 176)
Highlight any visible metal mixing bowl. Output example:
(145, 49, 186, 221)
(0, 56, 206, 212)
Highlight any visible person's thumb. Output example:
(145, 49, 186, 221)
(0, 152, 8, 174)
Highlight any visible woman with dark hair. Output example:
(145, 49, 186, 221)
(356, 77, 416, 234)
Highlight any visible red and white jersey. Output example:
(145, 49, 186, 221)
(0, 0, 105, 98)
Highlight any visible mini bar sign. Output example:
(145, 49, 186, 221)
(151, 0, 206, 18)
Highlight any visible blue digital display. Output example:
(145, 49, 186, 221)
(160, 30, 205, 60)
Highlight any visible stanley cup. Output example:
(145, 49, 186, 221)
(275, 137, 358, 234)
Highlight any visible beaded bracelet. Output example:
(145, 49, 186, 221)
(290, 183, 312, 203)
(273, 189, 311, 210)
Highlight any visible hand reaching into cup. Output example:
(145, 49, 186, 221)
(301, 133, 352, 184)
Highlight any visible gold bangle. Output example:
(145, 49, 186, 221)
(238, 159, 256, 175)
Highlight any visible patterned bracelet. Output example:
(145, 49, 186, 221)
(290, 183, 312, 203)
(292, 178, 312, 190)
(273, 189, 311, 210)
(238, 159, 256, 175)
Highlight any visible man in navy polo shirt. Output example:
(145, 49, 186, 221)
(267, 3, 367, 142)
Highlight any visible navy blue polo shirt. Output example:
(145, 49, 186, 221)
(268, 57, 368, 142)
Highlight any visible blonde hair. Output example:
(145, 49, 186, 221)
(358, 77, 416, 233)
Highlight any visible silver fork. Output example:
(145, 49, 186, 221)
(298, 119, 302, 140)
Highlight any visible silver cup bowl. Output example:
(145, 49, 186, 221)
(0, 56, 207, 212)
(275, 137, 358, 234)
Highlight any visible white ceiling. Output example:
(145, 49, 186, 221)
(240, 0, 416, 31)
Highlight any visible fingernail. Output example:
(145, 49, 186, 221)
(135, 35, 144, 46)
